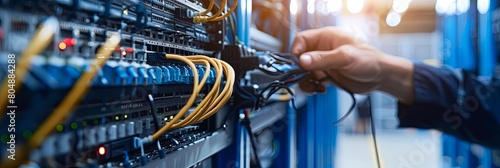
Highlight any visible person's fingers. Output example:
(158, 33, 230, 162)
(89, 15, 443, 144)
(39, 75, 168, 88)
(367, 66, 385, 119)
(291, 27, 358, 56)
(291, 29, 321, 56)
(298, 45, 354, 71)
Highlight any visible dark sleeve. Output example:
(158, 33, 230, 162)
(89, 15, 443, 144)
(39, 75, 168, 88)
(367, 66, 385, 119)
(397, 63, 500, 149)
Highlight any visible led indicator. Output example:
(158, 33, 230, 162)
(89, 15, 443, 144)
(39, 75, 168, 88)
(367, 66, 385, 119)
(63, 38, 77, 46)
(98, 146, 106, 156)
(1, 134, 9, 143)
(71, 122, 78, 129)
(82, 121, 88, 127)
(23, 130, 32, 139)
(56, 124, 64, 132)
(122, 51, 127, 56)
(124, 114, 128, 119)
(58, 42, 67, 51)
(125, 48, 134, 53)
(115, 116, 120, 121)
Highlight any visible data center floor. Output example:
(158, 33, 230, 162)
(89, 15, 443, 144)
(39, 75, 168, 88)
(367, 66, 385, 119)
(335, 130, 442, 168)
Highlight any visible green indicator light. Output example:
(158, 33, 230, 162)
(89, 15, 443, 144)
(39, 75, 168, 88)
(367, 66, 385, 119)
(82, 121, 88, 127)
(124, 114, 128, 119)
(115, 116, 119, 121)
(23, 130, 32, 139)
(71, 123, 78, 129)
(56, 124, 64, 132)
(1, 134, 9, 143)
(94, 119, 99, 125)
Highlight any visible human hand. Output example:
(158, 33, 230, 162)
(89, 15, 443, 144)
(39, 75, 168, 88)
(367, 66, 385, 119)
(291, 27, 414, 104)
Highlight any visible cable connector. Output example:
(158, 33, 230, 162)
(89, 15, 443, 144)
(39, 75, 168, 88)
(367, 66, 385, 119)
(133, 137, 148, 166)
(136, 136, 153, 146)
(175, 8, 199, 23)
(193, 16, 210, 23)
(158, 141, 166, 159)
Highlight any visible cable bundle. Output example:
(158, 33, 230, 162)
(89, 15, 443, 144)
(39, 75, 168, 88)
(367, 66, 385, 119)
(142, 54, 235, 143)
(194, 0, 239, 23)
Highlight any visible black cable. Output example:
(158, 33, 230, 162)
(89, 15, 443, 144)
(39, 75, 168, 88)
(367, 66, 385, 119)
(147, 94, 161, 132)
(228, 12, 238, 44)
(368, 95, 381, 168)
(254, 81, 279, 110)
(241, 110, 263, 168)
(254, 81, 288, 110)
(235, 80, 257, 101)
(242, 80, 291, 168)
(319, 72, 357, 126)
(320, 72, 380, 168)
(244, 80, 300, 168)
(147, 93, 165, 157)
(254, 79, 301, 111)
(333, 91, 356, 126)
(211, 100, 254, 135)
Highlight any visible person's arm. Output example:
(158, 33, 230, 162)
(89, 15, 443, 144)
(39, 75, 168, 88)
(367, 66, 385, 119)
(291, 27, 500, 148)
(396, 63, 500, 149)
(377, 55, 414, 105)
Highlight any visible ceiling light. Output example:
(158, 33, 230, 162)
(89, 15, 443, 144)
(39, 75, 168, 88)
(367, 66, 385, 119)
(347, 0, 365, 14)
(386, 11, 402, 27)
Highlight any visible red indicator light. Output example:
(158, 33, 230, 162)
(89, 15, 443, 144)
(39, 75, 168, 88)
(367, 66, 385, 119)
(62, 38, 77, 47)
(125, 48, 134, 53)
(98, 146, 106, 156)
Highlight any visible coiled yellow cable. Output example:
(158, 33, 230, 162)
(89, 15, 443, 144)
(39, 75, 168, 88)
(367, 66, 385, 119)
(148, 55, 234, 139)
(173, 56, 223, 128)
(150, 54, 200, 141)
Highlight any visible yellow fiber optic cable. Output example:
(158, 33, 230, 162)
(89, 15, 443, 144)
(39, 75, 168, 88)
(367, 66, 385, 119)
(2, 34, 121, 168)
(199, 0, 215, 16)
(173, 59, 213, 127)
(173, 56, 223, 128)
(149, 54, 200, 141)
(209, 0, 239, 22)
(197, 60, 234, 121)
(0, 17, 59, 117)
(194, 0, 227, 23)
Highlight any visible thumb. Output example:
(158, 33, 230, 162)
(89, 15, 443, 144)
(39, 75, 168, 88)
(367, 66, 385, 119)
(299, 46, 353, 71)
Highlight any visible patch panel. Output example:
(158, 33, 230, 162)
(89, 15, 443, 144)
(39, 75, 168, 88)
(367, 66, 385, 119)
(0, 0, 234, 167)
